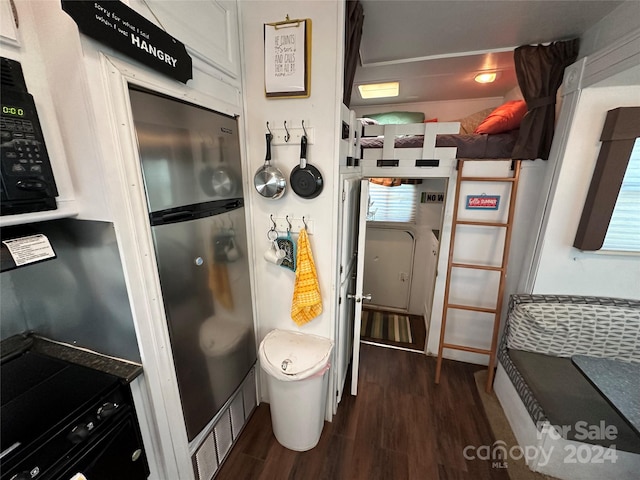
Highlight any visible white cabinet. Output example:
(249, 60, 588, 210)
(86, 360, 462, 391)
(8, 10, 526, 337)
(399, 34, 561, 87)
(141, 0, 241, 80)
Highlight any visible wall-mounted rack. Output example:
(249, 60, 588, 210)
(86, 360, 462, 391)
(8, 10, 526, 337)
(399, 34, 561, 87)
(269, 214, 314, 235)
(266, 120, 314, 145)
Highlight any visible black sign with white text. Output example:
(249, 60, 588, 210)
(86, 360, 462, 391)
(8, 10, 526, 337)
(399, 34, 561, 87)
(61, 0, 192, 83)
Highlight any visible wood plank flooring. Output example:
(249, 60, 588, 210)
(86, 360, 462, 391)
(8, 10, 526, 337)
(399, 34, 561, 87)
(216, 343, 510, 480)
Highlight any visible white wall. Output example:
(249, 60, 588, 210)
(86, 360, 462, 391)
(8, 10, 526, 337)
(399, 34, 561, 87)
(354, 96, 502, 122)
(578, 1, 640, 58)
(409, 179, 446, 316)
(532, 85, 640, 299)
(239, 1, 344, 401)
(523, 2, 640, 300)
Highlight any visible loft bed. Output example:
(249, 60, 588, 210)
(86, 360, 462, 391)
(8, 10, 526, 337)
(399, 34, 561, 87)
(356, 101, 527, 165)
(358, 124, 520, 161)
(359, 128, 520, 160)
(347, 39, 581, 167)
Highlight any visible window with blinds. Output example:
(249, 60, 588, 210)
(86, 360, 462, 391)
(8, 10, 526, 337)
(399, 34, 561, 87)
(367, 182, 418, 222)
(574, 107, 639, 251)
(602, 137, 640, 252)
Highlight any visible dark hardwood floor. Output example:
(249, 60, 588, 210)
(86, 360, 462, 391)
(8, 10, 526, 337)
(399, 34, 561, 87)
(216, 343, 510, 480)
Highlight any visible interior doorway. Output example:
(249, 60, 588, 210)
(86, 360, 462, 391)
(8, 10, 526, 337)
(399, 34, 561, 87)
(336, 168, 457, 400)
(360, 177, 447, 353)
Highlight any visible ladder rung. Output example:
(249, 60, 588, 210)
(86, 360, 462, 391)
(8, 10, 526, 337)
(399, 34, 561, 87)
(452, 262, 503, 272)
(442, 343, 492, 355)
(456, 220, 509, 227)
(447, 303, 497, 314)
(460, 176, 517, 183)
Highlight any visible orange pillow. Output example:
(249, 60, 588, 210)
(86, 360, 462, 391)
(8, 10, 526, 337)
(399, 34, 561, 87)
(474, 100, 527, 134)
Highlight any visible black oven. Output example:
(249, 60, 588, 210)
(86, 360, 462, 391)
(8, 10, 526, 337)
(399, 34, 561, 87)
(0, 338, 149, 480)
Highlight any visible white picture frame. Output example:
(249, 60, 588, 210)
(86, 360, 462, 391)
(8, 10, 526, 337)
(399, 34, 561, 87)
(264, 17, 311, 98)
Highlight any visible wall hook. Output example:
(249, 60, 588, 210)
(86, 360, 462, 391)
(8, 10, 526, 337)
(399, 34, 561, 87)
(283, 121, 290, 143)
(285, 215, 292, 232)
(266, 121, 272, 135)
(302, 216, 308, 230)
(301, 120, 308, 138)
(270, 214, 277, 231)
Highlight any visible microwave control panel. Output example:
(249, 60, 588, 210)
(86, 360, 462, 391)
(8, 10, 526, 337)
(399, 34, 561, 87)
(1, 58, 58, 215)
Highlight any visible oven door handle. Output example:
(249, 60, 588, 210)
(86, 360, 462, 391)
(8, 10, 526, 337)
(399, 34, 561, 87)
(0, 441, 21, 460)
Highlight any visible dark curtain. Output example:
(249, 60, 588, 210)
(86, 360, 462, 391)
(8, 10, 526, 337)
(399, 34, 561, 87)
(343, 0, 364, 107)
(511, 39, 579, 160)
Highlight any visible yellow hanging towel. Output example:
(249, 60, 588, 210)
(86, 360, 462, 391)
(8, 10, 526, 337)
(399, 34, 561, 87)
(291, 228, 322, 325)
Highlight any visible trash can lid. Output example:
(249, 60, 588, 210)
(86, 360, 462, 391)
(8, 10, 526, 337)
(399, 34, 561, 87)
(259, 329, 333, 381)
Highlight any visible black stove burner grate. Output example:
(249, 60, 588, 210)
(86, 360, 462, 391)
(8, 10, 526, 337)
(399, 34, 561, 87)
(1, 351, 121, 458)
(0, 343, 153, 480)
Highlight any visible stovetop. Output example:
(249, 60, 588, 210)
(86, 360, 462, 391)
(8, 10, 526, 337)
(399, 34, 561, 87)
(1, 347, 120, 462)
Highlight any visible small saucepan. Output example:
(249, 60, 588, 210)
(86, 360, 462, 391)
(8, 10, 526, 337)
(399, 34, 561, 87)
(254, 133, 286, 199)
(290, 135, 323, 199)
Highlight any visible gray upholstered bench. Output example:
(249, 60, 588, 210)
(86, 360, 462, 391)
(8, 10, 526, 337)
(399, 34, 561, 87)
(494, 294, 640, 479)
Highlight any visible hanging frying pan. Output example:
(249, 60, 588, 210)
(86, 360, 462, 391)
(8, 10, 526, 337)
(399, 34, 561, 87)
(290, 135, 323, 199)
(254, 132, 286, 199)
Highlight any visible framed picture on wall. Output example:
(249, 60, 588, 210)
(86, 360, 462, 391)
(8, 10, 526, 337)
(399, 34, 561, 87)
(264, 16, 311, 98)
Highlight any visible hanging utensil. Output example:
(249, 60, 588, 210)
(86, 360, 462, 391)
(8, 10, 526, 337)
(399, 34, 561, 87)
(254, 126, 286, 199)
(276, 216, 296, 271)
(290, 123, 323, 199)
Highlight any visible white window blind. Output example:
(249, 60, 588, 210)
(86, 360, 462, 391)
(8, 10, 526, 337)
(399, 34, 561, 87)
(602, 137, 640, 252)
(367, 182, 418, 222)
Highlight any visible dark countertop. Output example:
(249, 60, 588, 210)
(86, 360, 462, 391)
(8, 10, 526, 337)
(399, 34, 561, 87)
(2, 333, 143, 384)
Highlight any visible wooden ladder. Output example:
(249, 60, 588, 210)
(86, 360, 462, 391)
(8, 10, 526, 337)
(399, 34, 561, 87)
(435, 159, 522, 392)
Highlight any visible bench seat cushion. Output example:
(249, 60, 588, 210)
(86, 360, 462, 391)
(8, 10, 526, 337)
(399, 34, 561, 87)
(506, 303, 640, 361)
(508, 349, 640, 454)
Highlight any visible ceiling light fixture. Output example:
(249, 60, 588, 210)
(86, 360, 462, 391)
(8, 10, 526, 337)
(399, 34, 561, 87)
(474, 72, 497, 84)
(358, 81, 399, 99)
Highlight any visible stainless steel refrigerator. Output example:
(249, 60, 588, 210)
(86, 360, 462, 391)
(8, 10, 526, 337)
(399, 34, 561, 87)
(129, 88, 256, 441)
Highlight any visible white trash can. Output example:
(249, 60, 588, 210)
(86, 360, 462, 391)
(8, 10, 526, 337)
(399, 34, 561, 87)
(259, 329, 334, 451)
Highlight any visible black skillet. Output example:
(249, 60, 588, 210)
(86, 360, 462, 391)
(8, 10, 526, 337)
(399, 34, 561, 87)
(290, 135, 323, 199)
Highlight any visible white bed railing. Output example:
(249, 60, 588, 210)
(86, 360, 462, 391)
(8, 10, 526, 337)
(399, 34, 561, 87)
(357, 122, 461, 169)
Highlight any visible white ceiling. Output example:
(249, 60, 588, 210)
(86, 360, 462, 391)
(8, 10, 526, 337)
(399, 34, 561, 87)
(350, 0, 624, 107)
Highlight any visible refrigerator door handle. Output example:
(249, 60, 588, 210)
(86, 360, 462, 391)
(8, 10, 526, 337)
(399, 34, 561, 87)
(224, 199, 242, 210)
(161, 210, 195, 223)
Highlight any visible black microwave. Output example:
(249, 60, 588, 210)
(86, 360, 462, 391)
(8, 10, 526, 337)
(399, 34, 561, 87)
(1, 57, 58, 215)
